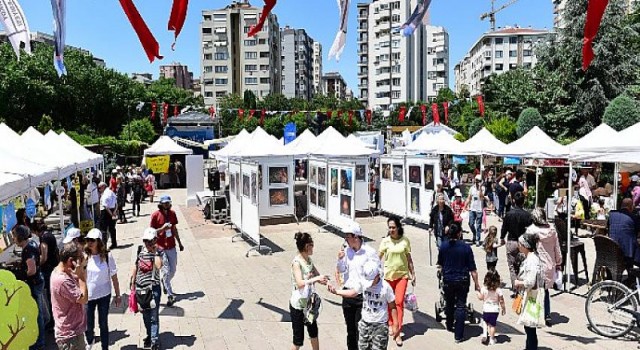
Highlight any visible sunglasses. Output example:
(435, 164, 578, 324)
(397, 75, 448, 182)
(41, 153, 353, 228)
(86, 238, 96, 243)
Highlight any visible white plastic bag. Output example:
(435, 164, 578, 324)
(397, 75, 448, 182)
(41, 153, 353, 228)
(404, 285, 418, 311)
(553, 270, 563, 290)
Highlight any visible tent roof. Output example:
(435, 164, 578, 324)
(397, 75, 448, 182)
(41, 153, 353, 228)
(570, 122, 640, 162)
(44, 131, 103, 169)
(311, 127, 375, 156)
(568, 124, 617, 157)
(460, 128, 507, 156)
(22, 126, 44, 139)
(411, 122, 458, 139)
(402, 130, 462, 154)
(144, 136, 194, 156)
(284, 129, 317, 156)
(0, 172, 29, 203)
(503, 127, 568, 159)
(0, 123, 20, 143)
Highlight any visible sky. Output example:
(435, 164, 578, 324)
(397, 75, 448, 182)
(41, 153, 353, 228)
(17, 0, 554, 92)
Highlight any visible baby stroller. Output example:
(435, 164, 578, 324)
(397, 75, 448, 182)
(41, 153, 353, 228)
(434, 270, 476, 324)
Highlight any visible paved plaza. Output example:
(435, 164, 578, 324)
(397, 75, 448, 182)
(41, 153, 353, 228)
(47, 188, 640, 350)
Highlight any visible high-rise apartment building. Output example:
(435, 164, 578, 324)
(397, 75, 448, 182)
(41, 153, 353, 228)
(454, 27, 553, 96)
(312, 41, 323, 96)
(357, 0, 449, 111)
(323, 72, 348, 100)
(200, 1, 281, 107)
(160, 62, 193, 90)
(554, 0, 638, 30)
(281, 26, 315, 100)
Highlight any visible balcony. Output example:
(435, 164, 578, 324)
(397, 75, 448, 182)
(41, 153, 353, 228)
(358, 25, 368, 31)
(358, 59, 368, 66)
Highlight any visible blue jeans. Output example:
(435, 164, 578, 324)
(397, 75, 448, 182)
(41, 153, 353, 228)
(524, 326, 538, 350)
(142, 285, 162, 344)
(443, 279, 469, 341)
(544, 289, 550, 319)
(436, 235, 449, 249)
(30, 279, 46, 350)
(162, 248, 178, 296)
(469, 211, 483, 243)
(86, 294, 111, 350)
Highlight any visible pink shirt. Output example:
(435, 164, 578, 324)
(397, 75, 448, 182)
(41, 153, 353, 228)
(51, 269, 87, 341)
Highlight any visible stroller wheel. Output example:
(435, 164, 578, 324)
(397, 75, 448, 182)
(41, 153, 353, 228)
(435, 302, 442, 322)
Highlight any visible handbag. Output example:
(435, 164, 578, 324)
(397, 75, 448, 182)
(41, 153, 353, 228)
(128, 287, 139, 313)
(404, 285, 418, 312)
(511, 292, 524, 315)
(136, 287, 154, 310)
(303, 290, 322, 325)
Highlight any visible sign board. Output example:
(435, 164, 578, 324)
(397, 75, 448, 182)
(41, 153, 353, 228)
(55, 185, 66, 196)
(164, 125, 215, 143)
(146, 155, 171, 174)
(283, 122, 297, 145)
(25, 198, 36, 218)
(452, 155, 467, 165)
(503, 157, 521, 165)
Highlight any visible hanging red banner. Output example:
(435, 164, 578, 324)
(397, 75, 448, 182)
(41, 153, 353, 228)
(151, 101, 157, 120)
(398, 106, 406, 123)
(118, 0, 163, 62)
(431, 103, 440, 125)
(168, 0, 189, 50)
(260, 109, 266, 125)
(420, 104, 427, 126)
(173, 105, 179, 117)
(443, 101, 449, 124)
(238, 108, 244, 120)
(476, 96, 485, 117)
(162, 102, 169, 124)
(248, 109, 255, 120)
(348, 110, 354, 125)
(247, 0, 277, 37)
(582, 0, 609, 70)
(327, 110, 332, 119)
(208, 106, 215, 120)
(365, 109, 372, 125)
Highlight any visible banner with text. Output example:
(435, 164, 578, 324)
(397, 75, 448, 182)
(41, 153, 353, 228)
(146, 155, 170, 174)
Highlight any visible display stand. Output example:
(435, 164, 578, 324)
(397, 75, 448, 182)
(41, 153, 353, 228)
(405, 155, 440, 224)
(353, 157, 374, 218)
(326, 161, 357, 232)
(304, 157, 331, 232)
(379, 155, 408, 220)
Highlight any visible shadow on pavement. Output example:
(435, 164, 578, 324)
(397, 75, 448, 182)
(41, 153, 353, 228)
(218, 298, 244, 320)
(110, 243, 134, 251)
(257, 298, 291, 322)
(159, 331, 197, 349)
(108, 329, 130, 345)
(548, 330, 640, 344)
(548, 311, 570, 325)
(160, 305, 185, 317)
(175, 291, 205, 302)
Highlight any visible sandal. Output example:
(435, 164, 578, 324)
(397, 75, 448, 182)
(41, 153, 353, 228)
(394, 335, 403, 346)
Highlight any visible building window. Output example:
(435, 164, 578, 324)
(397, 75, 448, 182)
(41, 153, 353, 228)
(392, 78, 400, 86)
(495, 63, 503, 71)
(495, 38, 503, 44)
(213, 14, 226, 21)
(244, 39, 257, 46)
(216, 91, 226, 97)
(392, 14, 401, 23)
(259, 64, 269, 71)
(245, 64, 257, 71)
(245, 77, 258, 85)
(204, 66, 213, 73)
(484, 51, 491, 58)
(509, 63, 518, 69)
(260, 51, 270, 58)
(392, 91, 400, 99)
(214, 78, 227, 85)
(509, 50, 517, 57)
(509, 36, 518, 44)
(258, 38, 267, 45)
(204, 53, 212, 60)
(202, 28, 212, 34)
(214, 52, 228, 60)
(260, 77, 271, 84)
(244, 26, 251, 33)
(203, 15, 212, 21)
(523, 62, 532, 69)
(245, 51, 257, 59)
(495, 50, 503, 58)
(204, 92, 213, 97)
(214, 65, 227, 73)
(523, 49, 532, 57)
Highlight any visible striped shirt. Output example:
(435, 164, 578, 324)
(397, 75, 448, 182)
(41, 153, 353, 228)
(135, 248, 160, 288)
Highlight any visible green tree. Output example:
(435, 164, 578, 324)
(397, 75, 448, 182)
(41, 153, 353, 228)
(517, 107, 544, 137)
(120, 118, 157, 143)
(435, 87, 456, 103)
(0, 270, 39, 350)
(485, 116, 518, 143)
(243, 90, 257, 109)
(37, 114, 54, 134)
(260, 93, 290, 111)
(602, 94, 640, 130)
(482, 69, 539, 119)
(468, 118, 485, 137)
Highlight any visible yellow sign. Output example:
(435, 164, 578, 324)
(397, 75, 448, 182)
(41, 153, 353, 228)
(146, 155, 170, 174)
(79, 220, 94, 234)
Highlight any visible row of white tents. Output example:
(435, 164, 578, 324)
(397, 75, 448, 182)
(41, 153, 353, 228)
(0, 123, 104, 203)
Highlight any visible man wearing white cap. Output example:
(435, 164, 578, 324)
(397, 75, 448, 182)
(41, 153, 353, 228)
(335, 222, 378, 350)
(329, 258, 398, 350)
(63, 227, 83, 246)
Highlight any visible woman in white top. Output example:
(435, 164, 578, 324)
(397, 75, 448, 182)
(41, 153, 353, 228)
(514, 233, 543, 350)
(84, 228, 121, 350)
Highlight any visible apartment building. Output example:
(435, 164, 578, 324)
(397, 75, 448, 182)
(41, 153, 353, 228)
(281, 26, 315, 100)
(200, 1, 281, 107)
(160, 62, 193, 90)
(454, 27, 553, 96)
(131, 73, 153, 86)
(357, 0, 449, 111)
(554, 0, 637, 30)
(323, 72, 348, 100)
(312, 41, 323, 96)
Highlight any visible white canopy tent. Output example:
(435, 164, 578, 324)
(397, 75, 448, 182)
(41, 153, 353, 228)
(400, 130, 463, 155)
(571, 122, 640, 163)
(56, 132, 104, 167)
(411, 122, 458, 139)
(0, 173, 29, 203)
(0, 123, 20, 143)
(311, 127, 377, 157)
(16, 129, 80, 178)
(232, 127, 294, 157)
(500, 127, 569, 159)
(461, 128, 507, 156)
(209, 129, 251, 161)
(43, 131, 102, 170)
(144, 136, 194, 156)
(0, 152, 58, 200)
(284, 129, 318, 157)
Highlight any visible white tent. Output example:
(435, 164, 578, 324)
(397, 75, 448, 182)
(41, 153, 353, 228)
(461, 128, 507, 156)
(0, 152, 58, 192)
(411, 122, 458, 139)
(401, 130, 463, 154)
(0, 123, 20, 143)
(15, 129, 79, 178)
(233, 127, 293, 157)
(568, 124, 618, 160)
(57, 132, 104, 167)
(501, 127, 569, 159)
(0, 173, 29, 203)
(312, 127, 376, 156)
(571, 122, 640, 163)
(209, 129, 251, 160)
(284, 129, 317, 156)
(43, 131, 103, 170)
(144, 136, 194, 156)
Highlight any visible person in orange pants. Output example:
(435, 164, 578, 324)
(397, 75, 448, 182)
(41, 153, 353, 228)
(378, 217, 415, 346)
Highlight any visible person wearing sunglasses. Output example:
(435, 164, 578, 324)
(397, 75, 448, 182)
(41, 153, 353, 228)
(131, 228, 163, 350)
(84, 228, 121, 350)
(378, 217, 415, 346)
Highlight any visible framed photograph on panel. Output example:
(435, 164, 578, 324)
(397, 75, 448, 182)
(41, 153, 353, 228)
(355, 165, 366, 181)
(381, 164, 391, 180)
(310, 187, 317, 206)
(410, 187, 420, 214)
(269, 188, 289, 206)
(251, 172, 257, 204)
(340, 194, 352, 216)
(408, 165, 421, 185)
(424, 164, 434, 190)
(340, 169, 353, 192)
(330, 168, 338, 196)
(318, 167, 326, 186)
(318, 190, 326, 209)
(310, 166, 317, 185)
(393, 165, 403, 182)
(269, 166, 289, 185)
(242, 174, 250, 198)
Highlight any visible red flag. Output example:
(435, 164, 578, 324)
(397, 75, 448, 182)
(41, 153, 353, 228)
(247, 0, 278, 37)
(582, 0, 609, 70)
(420, 104, 427, 126)
(151, 101, 157, 120)
(238, 109, 244, 120)
(168, 0, 189, 50)
(348, 110, 354, 125)
(443, 101, 449, 124)
(327, 110, 332, 119)
(365, 109, 372, 125)
(173, 105, 179, 117)
(398, 106, 406, 123)
(260, 109, 266, 125)
(162, 102, 169, 124)
(118, 0, 163, 62)
(249, 109, 255, 120)
(476, 96, 485, 117)
(432, 103, 440, 125)
(208, 106, 215, 120)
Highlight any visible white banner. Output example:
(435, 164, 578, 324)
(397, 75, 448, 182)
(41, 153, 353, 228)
(50, 0, 66, 76)
(0, 0, 31, 59)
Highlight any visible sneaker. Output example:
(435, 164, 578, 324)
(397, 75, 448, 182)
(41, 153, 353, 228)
(545, 317, 552, 327)
(151, 343, 160, 350)
(167, 295, 175, 307)
(162, 285, 167, 295)
(489, 337, 496, 345)
(480, 336, 487, 344)
(455, 338, 463, 343)
(143, 337, 151, 348)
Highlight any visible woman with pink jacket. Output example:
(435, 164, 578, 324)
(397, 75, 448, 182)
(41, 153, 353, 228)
(526, 208, 562, 327)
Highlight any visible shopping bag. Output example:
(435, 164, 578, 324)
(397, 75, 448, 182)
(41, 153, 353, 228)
(404, 285, 418, 311)
(511, 292, 524, 315)
(518, 289, 545, 328)
(128, 288, 138, 313)
(553, 270, 563, 290)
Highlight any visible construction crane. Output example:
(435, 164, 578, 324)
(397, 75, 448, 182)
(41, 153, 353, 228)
(480, 0, 520, 31)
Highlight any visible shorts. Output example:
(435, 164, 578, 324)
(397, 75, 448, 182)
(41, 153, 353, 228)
(57, 334, 86, 350)
(290, 303, 318, 346)
(483, 312, 499, 327)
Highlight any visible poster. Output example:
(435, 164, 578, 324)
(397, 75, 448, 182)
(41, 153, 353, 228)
(408, 166, 421, 185)
(340, 169, 353, 191)
(424, 164, 434, 190)
(393, 165, 403, 182)
(318, 167, 326, 186)
(410, 187, 420, 214)
(330, 168, 338, 196)
(310, 187, 317, 205)
(146, 155, 170, 174)
(269, 188, 289, 206)
(318, 190, 326, 209)
(235, 173, 240, 201)
(340, 194, 351, 216)
(251, 172, 257, 204)
(229, 173, 236, 194)
(310, 166, 317, 184)
(381, 164, 391, 180)
(355, 165, 366, 181)
(257, 165, 263, 190)
(269, 166, 289, 184)
(243, 174, 250, 198)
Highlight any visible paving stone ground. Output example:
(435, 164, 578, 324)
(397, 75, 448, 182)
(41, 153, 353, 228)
(47, 188, 640, 349)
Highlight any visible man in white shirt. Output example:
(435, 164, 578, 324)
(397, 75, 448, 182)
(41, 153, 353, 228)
(98, 182, 118, 249)
(335, 222, 378, 350)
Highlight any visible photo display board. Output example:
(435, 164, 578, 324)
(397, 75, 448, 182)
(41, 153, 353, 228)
(308, 158, 328, 222)
(327, 161, 356, 231)
(241, 162, 260, 243)
(258, 156, 295, 218)
(405, 155, 440, 224)
(228, 161, 242, 228)
(380, 155, 407, 218)
(353, 159, 370, 211)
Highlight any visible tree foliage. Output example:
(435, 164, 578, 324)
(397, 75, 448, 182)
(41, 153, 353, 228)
(468, 118, 485, 138)
(119, 118, 156, 143)
(517, 107, 544, 137)
(602, 94, 640, 130)
(485, 116, 518, 143)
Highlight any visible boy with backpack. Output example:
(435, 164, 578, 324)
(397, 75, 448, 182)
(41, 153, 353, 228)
(328, 259, 398, 350)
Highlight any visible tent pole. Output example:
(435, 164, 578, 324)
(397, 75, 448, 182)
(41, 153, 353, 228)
(565, 162, 573, 291)
(613, 163, 619, 210)
(535, 166, 539, 208)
